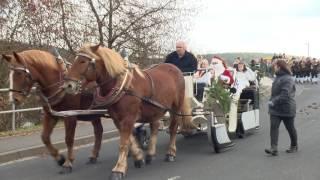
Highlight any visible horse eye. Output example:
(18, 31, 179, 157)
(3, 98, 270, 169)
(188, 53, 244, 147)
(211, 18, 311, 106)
(79, 60, 86, 64)
(15, 71, 22, 76)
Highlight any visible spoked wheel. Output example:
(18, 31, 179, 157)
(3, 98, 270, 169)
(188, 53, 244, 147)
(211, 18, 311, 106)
(182, 115, 207, 138)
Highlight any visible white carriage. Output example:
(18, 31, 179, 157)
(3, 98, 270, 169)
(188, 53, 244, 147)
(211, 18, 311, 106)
(158, 67, 260, 153)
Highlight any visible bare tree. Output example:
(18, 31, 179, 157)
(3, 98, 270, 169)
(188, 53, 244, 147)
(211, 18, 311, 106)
(0, 0, 27, 41)
(0, 0, 199, 63)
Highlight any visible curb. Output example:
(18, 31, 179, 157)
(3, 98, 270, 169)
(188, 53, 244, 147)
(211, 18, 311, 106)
(0, 129, 118, 164)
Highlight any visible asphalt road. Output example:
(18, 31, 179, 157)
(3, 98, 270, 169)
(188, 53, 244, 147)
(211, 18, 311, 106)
(1, 83, 320, 180)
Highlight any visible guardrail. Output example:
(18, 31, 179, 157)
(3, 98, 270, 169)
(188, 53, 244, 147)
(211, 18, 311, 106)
(0, 71, 42, 131)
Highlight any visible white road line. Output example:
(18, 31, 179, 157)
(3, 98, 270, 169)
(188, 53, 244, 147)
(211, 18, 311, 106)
(168, 176, 181, 180)
(0, 137, 119, 167)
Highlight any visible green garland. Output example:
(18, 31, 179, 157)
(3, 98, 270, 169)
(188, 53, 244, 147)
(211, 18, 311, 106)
(204, 82, 231, 114)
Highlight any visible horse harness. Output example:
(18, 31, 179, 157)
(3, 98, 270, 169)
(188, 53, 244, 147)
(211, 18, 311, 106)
(88, 65, 159, 110)
(70, 53, 196, 117)
(9, 65, 35, 96)
(75, 53, 170, 112)
(9, 55, 68, 107)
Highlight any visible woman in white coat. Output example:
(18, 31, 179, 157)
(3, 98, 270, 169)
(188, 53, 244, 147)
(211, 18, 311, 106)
(228, 61, 257, 133)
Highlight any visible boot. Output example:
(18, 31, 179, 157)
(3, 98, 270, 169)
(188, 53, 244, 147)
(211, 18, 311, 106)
(265, 148, 278, 156)
(286, 146, 298, 153)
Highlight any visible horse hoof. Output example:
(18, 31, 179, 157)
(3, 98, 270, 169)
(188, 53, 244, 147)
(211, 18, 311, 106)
(145, 155, 155, 165)
(165, 154, 176, 162)
(59, 166, 72, 174)
(87, 157, 97, 164)
(134, 159, 145, 168)
(109, 172, 125, 180)
(57, 154, 66, 166)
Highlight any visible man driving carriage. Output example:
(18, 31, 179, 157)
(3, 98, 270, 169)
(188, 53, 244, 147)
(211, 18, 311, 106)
(165, 40, 198, 73)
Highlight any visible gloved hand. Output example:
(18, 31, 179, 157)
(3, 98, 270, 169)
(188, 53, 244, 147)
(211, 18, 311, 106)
(268, 101, 274, 107)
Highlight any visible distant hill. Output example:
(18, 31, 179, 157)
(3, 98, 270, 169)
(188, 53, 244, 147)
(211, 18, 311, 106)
(202, 52, 274, 65)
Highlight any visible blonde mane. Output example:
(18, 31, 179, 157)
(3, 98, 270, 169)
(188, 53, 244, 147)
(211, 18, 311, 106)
(79, 44, 144, 78)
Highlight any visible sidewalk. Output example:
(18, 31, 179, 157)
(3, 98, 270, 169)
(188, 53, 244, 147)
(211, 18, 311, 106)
(0, 118, 117, 164)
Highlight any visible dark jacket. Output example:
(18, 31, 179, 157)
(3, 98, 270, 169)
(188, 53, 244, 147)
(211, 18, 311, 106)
(269, 70, 296, 117)
(165, 51, 197, 73)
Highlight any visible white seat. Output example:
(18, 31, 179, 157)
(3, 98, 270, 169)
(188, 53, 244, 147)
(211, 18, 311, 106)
(184, 75, 194, 98)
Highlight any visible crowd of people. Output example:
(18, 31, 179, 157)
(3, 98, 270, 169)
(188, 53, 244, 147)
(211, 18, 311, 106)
(250, 54, 320, 85)
(164, 40, 259, 102)
(291, 57, 320, 84)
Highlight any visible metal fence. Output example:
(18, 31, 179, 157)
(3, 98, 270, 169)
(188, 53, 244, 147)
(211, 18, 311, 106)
(0, 71, 42, 131)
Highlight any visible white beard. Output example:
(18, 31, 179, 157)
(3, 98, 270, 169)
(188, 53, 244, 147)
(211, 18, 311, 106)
(212, 63, 225, 78)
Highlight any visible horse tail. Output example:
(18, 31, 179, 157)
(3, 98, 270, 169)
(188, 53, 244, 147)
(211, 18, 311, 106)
(179, 96, 197, 130)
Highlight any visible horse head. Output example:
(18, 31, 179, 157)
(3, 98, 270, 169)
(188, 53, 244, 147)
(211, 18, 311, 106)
(2, 52, 37, 104)
(64, 44, 127, 95)
(2, 50, 62, 105)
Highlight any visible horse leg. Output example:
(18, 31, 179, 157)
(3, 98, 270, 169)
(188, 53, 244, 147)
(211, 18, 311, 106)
(146, 121, 160, 164)
(87, 118, 103, 164)
(110, 118, 135, 180)
(129, 134, 145, 168)
(165, 114, 179, 162)
(116, 119, 144, 166)
(59, 117, 77, 174)
(41, 113, 63, 165)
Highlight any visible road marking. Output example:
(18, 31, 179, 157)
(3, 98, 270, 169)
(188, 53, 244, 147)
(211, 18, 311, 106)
(0, 156, 40, 167)
(0, 137, 119, 167)
(168, 176, 181, 180)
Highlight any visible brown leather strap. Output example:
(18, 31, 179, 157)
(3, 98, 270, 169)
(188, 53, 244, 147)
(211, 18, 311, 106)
(143, 71, 155, 99)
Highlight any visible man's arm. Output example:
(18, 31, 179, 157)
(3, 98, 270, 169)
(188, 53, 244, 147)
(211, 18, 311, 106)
(183, 53, 197, 72)
(164, 53, 172, 63)
(191, 54, 198, 72)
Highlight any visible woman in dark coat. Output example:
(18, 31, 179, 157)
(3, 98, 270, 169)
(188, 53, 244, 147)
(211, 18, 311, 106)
(265, 60, 298, 156)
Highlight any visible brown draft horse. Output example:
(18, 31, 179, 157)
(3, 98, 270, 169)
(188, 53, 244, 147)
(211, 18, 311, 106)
(64, 44, 195, 180)
(2, 50, 104, 174)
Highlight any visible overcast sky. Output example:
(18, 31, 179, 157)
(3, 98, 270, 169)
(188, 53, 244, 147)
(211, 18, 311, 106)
(187, 0, 320, 57)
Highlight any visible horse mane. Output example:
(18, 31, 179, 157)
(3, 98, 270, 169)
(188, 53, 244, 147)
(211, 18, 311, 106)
(18, 50, 59, 71)
(79, 44, 144, 78)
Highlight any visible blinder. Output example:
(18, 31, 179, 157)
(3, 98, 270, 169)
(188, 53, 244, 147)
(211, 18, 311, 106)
(89, 58, 96, 70)
(76, 52, 96, 74)
(9, 66, 32, 79)
(63, 53, 97, 94)
(9, 65, 35, 96)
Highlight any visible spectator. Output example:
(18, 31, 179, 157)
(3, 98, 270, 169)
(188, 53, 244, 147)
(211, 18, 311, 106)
(194, 59, 213, 101)
(265, 60, 297, 156)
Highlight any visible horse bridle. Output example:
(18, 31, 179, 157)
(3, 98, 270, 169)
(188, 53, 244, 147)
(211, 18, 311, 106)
(77, 53, 97, 72)
(9, 65, 35, 96)
(64, 53, 97, 91)
(9, 61, 67, 106)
